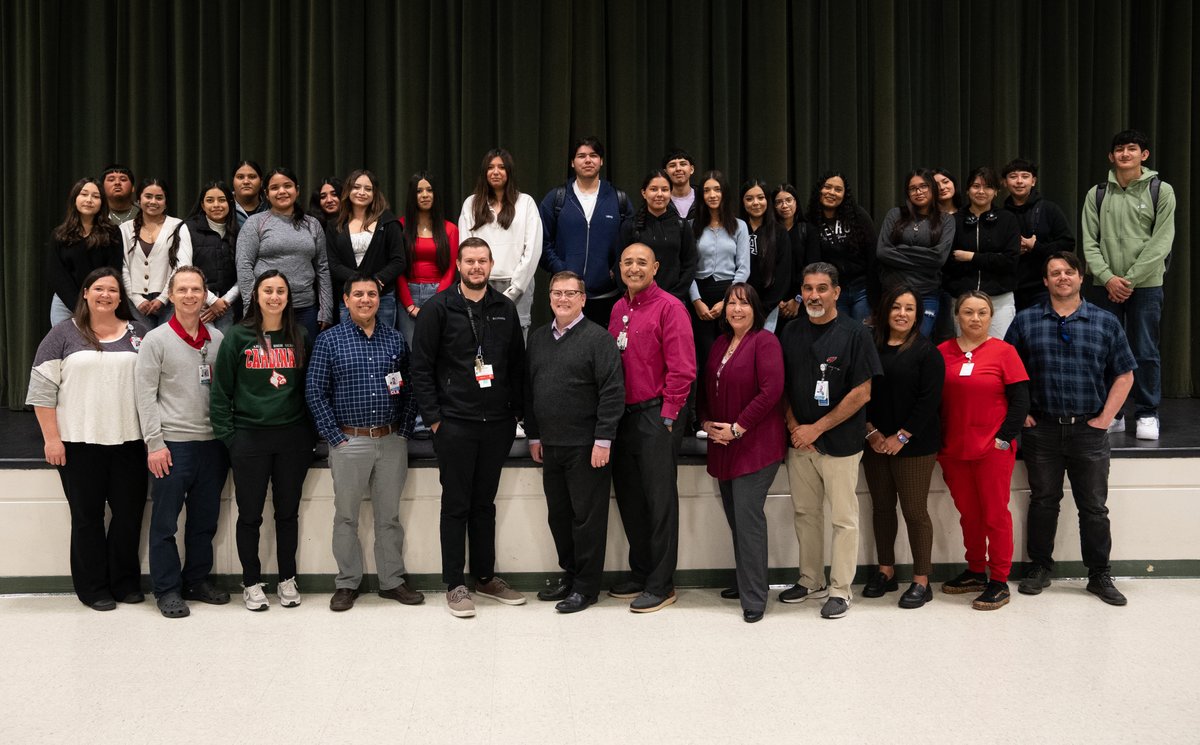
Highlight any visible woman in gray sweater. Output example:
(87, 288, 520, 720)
(236, 167, 333, 341)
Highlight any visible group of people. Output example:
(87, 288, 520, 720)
(32, 129, 1172, 620)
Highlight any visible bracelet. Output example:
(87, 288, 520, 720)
(865, 428, 879, 440)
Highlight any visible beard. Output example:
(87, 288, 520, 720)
(462, 275, 489, 291)
(805, 304, 827, 318)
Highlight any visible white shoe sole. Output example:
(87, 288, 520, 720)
(475, 590, 526, 606)
(278, 597, 301, 608)
(244, 600, 269, 612)
(448, 605, 476, 618)
(779, 587, 829, 604)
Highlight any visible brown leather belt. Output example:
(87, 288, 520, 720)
(339, 423, 397, 438)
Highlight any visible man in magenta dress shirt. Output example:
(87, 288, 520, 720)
(607, 244, 696, 613)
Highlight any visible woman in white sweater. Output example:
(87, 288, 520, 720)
(458, 148, 543, 332)
(120, 178, 192, 329)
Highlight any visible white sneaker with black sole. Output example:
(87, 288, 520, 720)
(277, 577, 302, 607)
(243, 583, 269, 612)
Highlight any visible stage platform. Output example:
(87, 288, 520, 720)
(3, 401, 1199, 593)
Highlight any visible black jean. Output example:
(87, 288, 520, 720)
(612, 405, 683, 596)
(60, 441, 148, 605)
(542, 443, 612, 599)
(228, 423, 314, 584)
(433, 417, 516, 588)
(1022, 420, 1113, 575)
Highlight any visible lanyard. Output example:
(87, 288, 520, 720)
(458, 286, 485, 362)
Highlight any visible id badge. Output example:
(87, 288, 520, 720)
(386, 371, 404, 395)
(814, 380, 830, 406)
(959, 362, 975, 377)
(616, 330, 628, 352)
(475, 364, 494, 388)
(199, 364, 212, 386)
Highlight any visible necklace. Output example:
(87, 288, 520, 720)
(110, 205, 136, 222)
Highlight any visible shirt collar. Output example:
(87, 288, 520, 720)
(626, 282, 660, 308)
(1039, 297, 1091, 321)
(552, 312, 586, 338)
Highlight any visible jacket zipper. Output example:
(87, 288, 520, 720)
(975, 221, 982, 291)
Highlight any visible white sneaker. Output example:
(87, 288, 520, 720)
(1135, 416, 1160, 441)
(1107, 417, 1126, 434)
(243, 583, 269, 612)
(277, 577, 302, 607)
(514, 423, 527, 439)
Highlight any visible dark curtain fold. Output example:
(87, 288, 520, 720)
(2, 0, 1195, 407)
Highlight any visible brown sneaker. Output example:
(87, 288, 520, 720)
(379, 583, 425, 606)
(474, 576, 526, 606)
(446, 585, 475, 618)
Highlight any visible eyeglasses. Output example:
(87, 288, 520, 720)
(549, 289, 584, 299)
(907, 184, 931, 194)
(1059, 317, 1072, 345)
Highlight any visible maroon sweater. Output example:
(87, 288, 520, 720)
(699, 329, 787, 480)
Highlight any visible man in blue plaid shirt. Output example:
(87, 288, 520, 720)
(307, 272, 423, 611)
(1004, 251, 1135, 607)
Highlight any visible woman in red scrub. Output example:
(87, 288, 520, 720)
(937, 291, 1029, 610)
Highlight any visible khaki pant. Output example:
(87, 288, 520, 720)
(786, 448, 862, 600)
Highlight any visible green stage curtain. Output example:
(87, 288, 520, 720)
(1, 0, 1195, 407)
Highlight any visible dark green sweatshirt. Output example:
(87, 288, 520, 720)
(209, 323, 311, 442)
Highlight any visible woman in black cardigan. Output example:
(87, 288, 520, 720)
(46, 177, 122, 326)
(325, 169, 406, 328)
(861, 284, 945, 609)
(738, 179, 791, 332)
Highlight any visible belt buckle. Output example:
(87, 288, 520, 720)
(369, 424, 387, 438)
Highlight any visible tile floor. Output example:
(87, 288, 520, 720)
(1, 579, 1196, 744)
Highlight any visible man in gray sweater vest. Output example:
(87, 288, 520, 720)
(135, 267, 230, 618)
(526, 271, 625, 613)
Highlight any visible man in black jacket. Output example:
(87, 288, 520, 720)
(1001, 158, 1076, 310)
(411, 237, 527, 618)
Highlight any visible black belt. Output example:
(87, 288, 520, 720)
(1032, 412, 1094, 425)
(625, 397, 662, 414)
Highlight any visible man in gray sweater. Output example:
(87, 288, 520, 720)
(525, 271, 625, 613)
(135, 266, 230, 618)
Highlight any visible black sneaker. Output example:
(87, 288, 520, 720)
(608, 580, 645, 599)
(971, 580, 1011, 611)
(819, 596, 849, 619)
(1087, 574, 1128, 606)
(182, 579, 231, 605)
(941, 570, 988, 595)
(1017, 565, 1052, 595)
(778, 583, 829, 604)
(862, 570, 899, 598)
(898, 582, 932, 609)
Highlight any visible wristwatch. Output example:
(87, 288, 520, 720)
(994, 438, 1011, 450)
(732, 424, 744, 440)
(896, 432, 910, 445)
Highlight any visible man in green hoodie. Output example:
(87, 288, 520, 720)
(1081, 129, 1176, 441)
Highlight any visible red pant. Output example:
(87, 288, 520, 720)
(938, 448, 1016, 582)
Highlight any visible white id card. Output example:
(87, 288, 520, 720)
(475, 364, 494, 388)
(814, 380, 830, 406)
(198, 364, 212, 386)
(386, 371, 404, 395)
(959, 362, 975, 377)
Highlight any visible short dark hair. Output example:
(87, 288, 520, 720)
(549, 270, 585, 291)
(1043, 250, 1083, 277)
(1001, 158, 1038, 178)
(717, 282, 766, 336)
(966, 166, 1002, 191)
(571, 136, 605, 160)
(1111, 129, 1150, 152)
(802, 261, 840, 288)
(101, 164, 134, 181)
(342, 272, 381, 297)
(458, 236, 492, 260)
(661, 147, 693, 169)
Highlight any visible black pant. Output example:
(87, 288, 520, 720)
(433, 417, 516, 588)
(60, 441, 148, 605)
(229, 423, 314, 584)
(612, 405, 682, 596)
(1022, 420, 1113, 575)
(691, 277, 731, 395)
(584, 294, 619, 328)
(542, 443, 612, 598)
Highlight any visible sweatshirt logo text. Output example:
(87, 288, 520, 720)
(244, 347, 296, 369)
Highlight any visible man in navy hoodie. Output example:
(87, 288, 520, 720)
(540, 136, 633, 326)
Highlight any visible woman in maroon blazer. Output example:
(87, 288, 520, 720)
(698, 282, 786, 623)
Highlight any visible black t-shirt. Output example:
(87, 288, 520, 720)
(780, 314, 882, 456)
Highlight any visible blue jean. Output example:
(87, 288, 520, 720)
(1091, 285, 1162, 418)
(836, 280, 871, 322)
(397, 281, 441, 346)
(128, 299, 173, 330)
(338, 293, 397, 331)
(50, 295, 74, 326)
(295, 305, 319, 342)
(148, 440, 229, 595)
(918, 295, 939, 338)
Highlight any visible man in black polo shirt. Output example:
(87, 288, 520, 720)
(1004, 251, 1135, 606)
(779, 262, 881, 619)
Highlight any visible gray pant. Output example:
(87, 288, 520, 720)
(329, 434, 410, 590)
(719, 461, 780, 613)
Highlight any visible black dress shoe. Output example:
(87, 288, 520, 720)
(88, 597, 117, 612)
(537, 578, 572, 602)
(182, 580, 231, 605)
(898, 582, 933, 609)
(118, 591, 146, 604)
(329, 587, 359, 612)
(720, 587, 740, 600)
(379, 583, 425, 605)
(554, 592, 597, 614)
(862, 570, 899, 598)
(743, 609, 763, 623)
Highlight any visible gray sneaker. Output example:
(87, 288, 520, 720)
(242, 582, 269, 612)
(820, 596, 849, 619)
(277, 577, 302, 607)
(474, 576, 526, 605)
(447, 585, 476, 617)
(778, 583, 829, 603)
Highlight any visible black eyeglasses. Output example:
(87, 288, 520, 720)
(1059, 317, 1072, 345)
